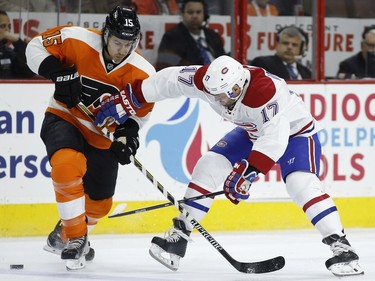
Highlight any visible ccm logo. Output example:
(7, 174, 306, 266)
(56, 72, 79, 82)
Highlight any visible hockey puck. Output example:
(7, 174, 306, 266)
(10, 264, 24, 270)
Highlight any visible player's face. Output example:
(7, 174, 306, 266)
(214, 84, 242, 107)
(276, 34, 302, 64)
(106, 35, 133, 63)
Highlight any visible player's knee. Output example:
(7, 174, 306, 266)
(50, 149, 87, 184)
(285, 171, 323, 206)
(85, 195, 113, 219)
(192, 151, 232, 188)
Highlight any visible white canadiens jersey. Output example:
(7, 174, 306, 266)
(139, 65, 320, 164)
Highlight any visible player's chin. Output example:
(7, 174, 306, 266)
(222, 101, 234, 107)
(113, 56, 125, 63)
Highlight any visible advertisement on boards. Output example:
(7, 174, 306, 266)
(1, 83, 375, 205)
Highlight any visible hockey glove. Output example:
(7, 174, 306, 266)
(224, 159, 259, 205)
(95, 83, 141, 127)
(50, 66, 81, 109)
(110, 118, 140, 165)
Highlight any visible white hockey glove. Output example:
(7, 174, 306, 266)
(224, 159, 259, 205)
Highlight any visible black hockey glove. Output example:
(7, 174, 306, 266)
(50, 66, 82, 109)
(110, 118, 140, 165)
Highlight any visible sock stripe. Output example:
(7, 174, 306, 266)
(185, 201, 210, 213)
(188, 182, 215, 198)
(310, 206, 338, 225)
(303, 193, 329, 212)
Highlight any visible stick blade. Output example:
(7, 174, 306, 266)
(235, 255, 285, 274)
(108, 203, 127, 218)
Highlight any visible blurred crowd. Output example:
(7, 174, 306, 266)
(1, 0, 375, 79)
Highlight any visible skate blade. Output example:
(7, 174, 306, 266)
(50, 243, 94, 262)
(149, 244, 180, 271)
(85, 247, 95, 262)
(329, 260, 365, 277)
(43, 244, 62, 256)
(66, 256, 86, 271)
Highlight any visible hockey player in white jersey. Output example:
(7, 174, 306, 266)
(96, 55, 364, 277)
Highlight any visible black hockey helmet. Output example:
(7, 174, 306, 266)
(102, 6, 141, 60)
(105, 6, 140, 41)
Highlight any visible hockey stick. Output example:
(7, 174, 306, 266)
(131, 158, 285, 274)
(108, 190, 224, 218)
(76, 102, 285, 273)
(77, 101, 96, 120)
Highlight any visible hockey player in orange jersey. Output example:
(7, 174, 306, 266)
(25, 7, 155, 270)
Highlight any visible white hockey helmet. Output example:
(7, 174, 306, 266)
(203, 55, 249, 101)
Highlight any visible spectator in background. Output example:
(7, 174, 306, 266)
(337, 25, 375, 79)
(272, 0, 302, 16)
(155, 0, 226, 71)
(77, 1, 110, 13)
(133, 0, 178, 15)
(247, 0, 279, 16)
(176, 0, 232, 15)
(0, 10, 35, 78)
(251, 26, 311, 80)
(0, 0, 57, 12)
(0, 2, 25, 11)
(64, 0, 135, 13)
(26, 0, 57, 12)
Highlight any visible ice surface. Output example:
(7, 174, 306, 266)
(0, 228, 374, 281)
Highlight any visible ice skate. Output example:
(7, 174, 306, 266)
(149, 217, 192, 271)
(323, 234, 364, 277)
(62, 234, 90, 270)
(43, 220, 95, 261)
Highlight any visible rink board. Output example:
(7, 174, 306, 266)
(1, 197, 374, 237)
(2, 80, 375, 237)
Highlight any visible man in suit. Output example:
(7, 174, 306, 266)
(251, 26, 311, 80)
(337, 25, 375, 79)
(155, 0, 226, 71)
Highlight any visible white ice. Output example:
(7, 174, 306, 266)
(0, 228, 374, 281)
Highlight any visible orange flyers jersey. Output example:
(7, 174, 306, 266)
(26, 25, 155, 149)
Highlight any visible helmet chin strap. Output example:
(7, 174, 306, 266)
(228, 96, 241, 109)
(103, 47, 119, 64)
(229, 78, 248, 104)
(103, 34, 111, 60)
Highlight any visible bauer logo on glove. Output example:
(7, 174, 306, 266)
(54, 71, 79, 82)
(50, 66, 82, 109)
